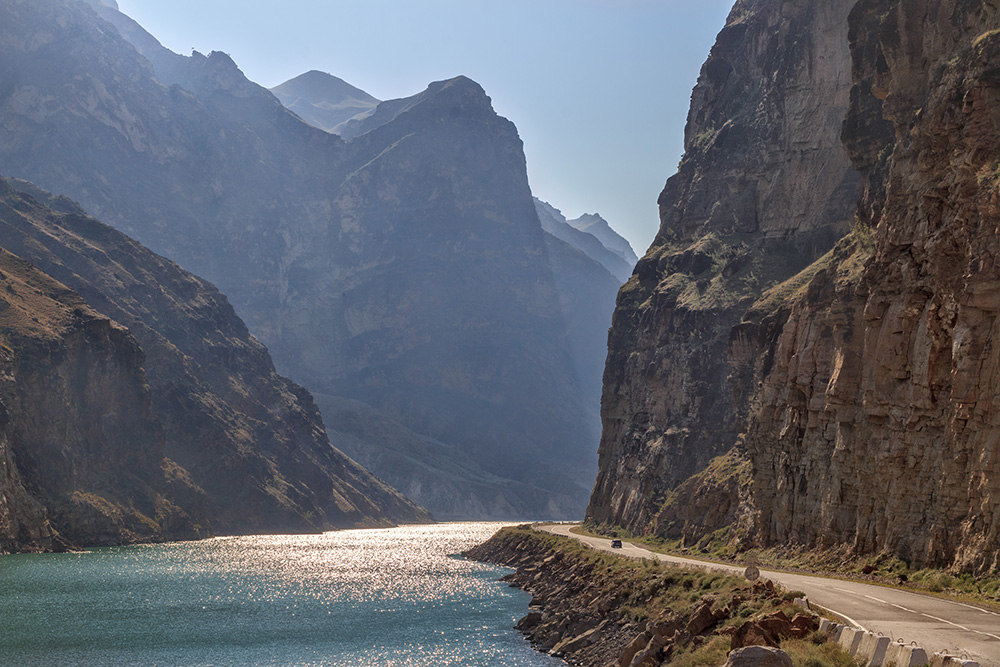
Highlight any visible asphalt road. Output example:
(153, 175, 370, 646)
(539, 524, 1000, 666)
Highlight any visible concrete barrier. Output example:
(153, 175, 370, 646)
(856, 632, 891, 667)
(838, 627, 865, 654)
(884, 642, 929, 667)
(931, 653, 980, 667)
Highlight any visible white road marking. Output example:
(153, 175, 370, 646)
(810, 601, 868, 632)
(892, 603, 918, 614)
(974, 631, 1000, 641)
(922, 614, 971, 632)
(864, 594, 888, 604)
(940, 598, 1000, 617)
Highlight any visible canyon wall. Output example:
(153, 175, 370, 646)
(588, 0, 861, 532)
(743, 0, 1000, 572)
(592, 0, 1000, 572)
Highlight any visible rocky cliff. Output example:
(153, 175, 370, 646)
(590, 0, 1000, 574)
(0, 176, 429, 551)
(0, 0, 614, 518)
(588, 0, 862, 532)
(741, 0, 1000, 572)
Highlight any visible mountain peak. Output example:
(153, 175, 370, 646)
(335, 75, 498, 140)
(270, 71, 379, 133)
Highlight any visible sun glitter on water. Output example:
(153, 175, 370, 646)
(0, 523, 565, 667)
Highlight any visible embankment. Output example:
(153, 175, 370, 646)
(465, 526, 836, 667)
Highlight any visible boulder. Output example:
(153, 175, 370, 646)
(724, 646, 794, 667)
(757, 611, 793, 640)
(618, 632, 651, 667)
(789, 613, 819, 638)
(730, 621, 779, 651)
(687, 602, 719, 635)
(516, 611, 543, 631)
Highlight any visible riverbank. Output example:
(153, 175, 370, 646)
(465, 526, 854, 667)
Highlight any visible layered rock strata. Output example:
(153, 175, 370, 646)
(588, 0, 861, 531)
(0, 177, 429, 550)
(743, 0, 1000, 572)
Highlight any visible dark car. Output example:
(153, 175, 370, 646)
(611, 539, 623, 549)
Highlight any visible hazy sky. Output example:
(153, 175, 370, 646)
(115, 0, 734, 253)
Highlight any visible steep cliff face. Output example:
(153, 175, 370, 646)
(0, 240, 198, 551)
(588, 0, 861, 531)
(744, 0, 1000, 572)
(0, 0, 606, 517)
(0, 177, 430, 549)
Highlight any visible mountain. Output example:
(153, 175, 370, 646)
(0, 177, 429, 552)
(566, 213, 638, 268)
(269, 70, 380, 134)
(589, 0, 1000, 573)
(0, 0, 604, 519)
(587, 0, 861, 532)
(533, 198, 635, 283)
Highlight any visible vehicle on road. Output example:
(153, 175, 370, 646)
(611, 539, 622, 549)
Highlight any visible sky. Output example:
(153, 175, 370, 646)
(114, 0, 734, 254)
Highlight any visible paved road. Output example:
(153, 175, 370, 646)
(540, 524, 1000, 666)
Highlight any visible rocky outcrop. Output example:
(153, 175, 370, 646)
(742, 0, 1000, 572)
(0, 0, 610, 518)
(466, 527, 821, 667)
(0, 176, 429, 550)
(588, 0, 862, 532)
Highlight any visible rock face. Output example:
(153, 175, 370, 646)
(743, 0, 1000, 572)
(588, 0, 861, 532)
(269, 70, 379, 133)
(589, 0, 1000, 572)
(0, 0, 609, 518)
(0, 176, 429, 551)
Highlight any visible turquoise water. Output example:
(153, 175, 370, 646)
(0, 523, 563, 666)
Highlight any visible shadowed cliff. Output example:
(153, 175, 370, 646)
(0, 177, 430, 551)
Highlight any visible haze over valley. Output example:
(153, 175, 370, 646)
(1, 1, 999, 666)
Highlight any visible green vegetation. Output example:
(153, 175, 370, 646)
(781, 637, 861, 667)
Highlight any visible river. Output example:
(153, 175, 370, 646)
(0, 522, 563, 666)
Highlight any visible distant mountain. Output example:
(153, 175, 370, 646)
(270, 71, 380, 134)
(0, 177, 429, 551)
(534, 198, 635, 283)
(0, 0, 606, 519)
(567, 213, 639, 268)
